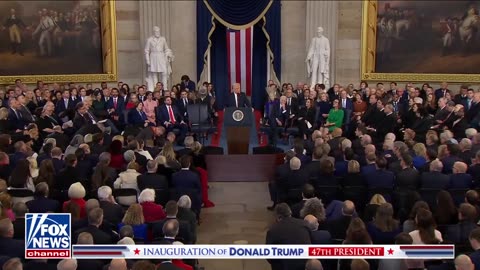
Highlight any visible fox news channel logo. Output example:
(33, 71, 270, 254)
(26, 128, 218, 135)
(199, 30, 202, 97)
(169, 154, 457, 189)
(25, 213, 71, 259)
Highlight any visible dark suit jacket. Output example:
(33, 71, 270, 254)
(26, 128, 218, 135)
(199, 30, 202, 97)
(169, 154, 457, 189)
(156, 104, 183, 125)
(77, 260, 105, 270)
(99, 200, 124, 225)
(55, 166, 80, 191)
(176, 98, 193, 119)
(395, 168, 419, 189)
(72, 112, 101, 135)
(152, 217, 194, 244)
(74, 225, 114, 244)
(451, 118, 469, 140)
(377, 113, 396, 139)
(105, 96, 125, 113)
(327, 215, 352, 240)
(445, 221, 477, 244)
(311, 230, 331, 244)
(266, 217, 311, 270)
(55, 98, 75, 115)
(442, 155, 463, 174)
(13, 217, 25, 239)
(291, 200, 307, 219)
(304, 160, 321, 178)
(8, 108, 27, 130)
(449, 173, 473, 189)
(365, 169, 394, 189)
(24, 261, 57, 270)
(278, 169, 308, 192)
(434, 106, 450, 122)
(26, 196, 60, 213)
(269, 104, 288, 126)
(435, 88, 450, 100)
(51, 158, 65, 174)
(137, 173, 169, 191)
(0, 237, 25, 258)
(467, 102, 480, 122)
(286, 97, 299, 116)
(172, 170, 201, 211)
(420, 171, 450, 189)
(180, 80, 196, 92)
(227, 92, 251, 108)
(127, 109, 148, 127)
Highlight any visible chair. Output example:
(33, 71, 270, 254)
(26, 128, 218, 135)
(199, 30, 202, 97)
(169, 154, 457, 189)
(342, 186, 368, 214)
(187, 104, 216, 144)
(314, 185, 338, 205)
(419, 188, 442, 210)
(113, 188, 138, 207)
(7, 188, 34, 204)
(448, 189, 469, 206)
(154, 189, 170, 206)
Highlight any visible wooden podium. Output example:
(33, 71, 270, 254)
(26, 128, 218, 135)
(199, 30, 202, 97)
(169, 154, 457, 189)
(224, 107, 253, 154)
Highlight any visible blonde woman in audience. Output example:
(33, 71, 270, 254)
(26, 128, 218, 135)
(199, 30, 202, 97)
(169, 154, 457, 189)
(0, 193, 15, 220)
(27, 156, 39, 180)
(118, 203, 147, 240)
(437, 144, 448, 160)
(160, 141, 180, 169)
(363, 194, 386, 223)
(412, 143, 427, 170)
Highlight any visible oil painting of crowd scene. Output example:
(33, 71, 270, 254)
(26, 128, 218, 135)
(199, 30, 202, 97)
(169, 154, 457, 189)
(375, 1, 480, 74)
(0, 0, 103, 76)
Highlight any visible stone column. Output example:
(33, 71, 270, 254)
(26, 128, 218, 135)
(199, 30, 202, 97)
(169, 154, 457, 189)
(306, 0, 338, 86)
(139, 1, 172, 86)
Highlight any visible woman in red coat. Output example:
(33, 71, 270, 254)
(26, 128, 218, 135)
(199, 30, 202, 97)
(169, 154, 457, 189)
(62, 182, 87, 218)
(138, 188, 166, 222)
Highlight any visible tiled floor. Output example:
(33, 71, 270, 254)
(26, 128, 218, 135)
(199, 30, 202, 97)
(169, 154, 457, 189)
(196, 182, 273, 270)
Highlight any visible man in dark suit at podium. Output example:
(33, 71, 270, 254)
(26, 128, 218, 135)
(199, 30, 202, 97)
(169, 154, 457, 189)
(156, 96, 188, 144)
(227, 83, 251, 108)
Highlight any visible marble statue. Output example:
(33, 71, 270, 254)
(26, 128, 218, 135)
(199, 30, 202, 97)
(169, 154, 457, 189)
(145, 26, 174, 91)
(306, 26, 330, 90)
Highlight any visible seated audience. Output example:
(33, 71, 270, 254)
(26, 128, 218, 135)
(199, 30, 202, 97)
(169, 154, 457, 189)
(304, 214, 331, 244)
(62, 182, 87, 218)
(137, 160, 168, 191)
(0, 218, 24, 258)
(450, 161, 473, 189)
(409, 208, 443, 244)
(113, 161, 141, 193)
(177, 195, 197, 243)
(363, 194, 387, 223)
(74, 207, 113, 244)
(420, 160, 449, 189)
(97, 186, 124, 225)
(291, 184, 316, 219)
(434, 190, 458, 225)
(152, 200, 193, 244)
(446, 203, 478, 244)
(12, 202, 27, 240)
(327, 200, 356, 239)
(403, 201, 430, 233)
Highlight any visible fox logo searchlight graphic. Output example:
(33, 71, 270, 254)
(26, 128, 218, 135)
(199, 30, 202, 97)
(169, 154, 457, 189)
(25, 213, 71, 259)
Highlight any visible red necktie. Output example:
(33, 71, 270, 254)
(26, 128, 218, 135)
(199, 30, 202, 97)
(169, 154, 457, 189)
(114, 98, 117, 109)
(168, 106, 176, 124)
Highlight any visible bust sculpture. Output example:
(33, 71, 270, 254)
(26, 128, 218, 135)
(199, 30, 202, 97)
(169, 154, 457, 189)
(145, 26, 174, 91)
(306, 26, 331, 90)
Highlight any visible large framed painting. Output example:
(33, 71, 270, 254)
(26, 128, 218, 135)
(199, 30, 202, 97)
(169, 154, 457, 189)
(0, 0, 117, 84)
(361, 0, 480, 83)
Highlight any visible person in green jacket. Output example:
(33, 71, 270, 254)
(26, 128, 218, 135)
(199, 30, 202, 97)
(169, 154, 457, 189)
(325, 99, 344, 132)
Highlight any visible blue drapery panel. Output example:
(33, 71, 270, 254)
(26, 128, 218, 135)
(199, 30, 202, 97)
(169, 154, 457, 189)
(196, 1, 213, 84)
(264, 0, 281, 83)
(251, 24, 267, 110)
(204, 0, 272, 29)
(210, 23, 229, 110)
(196, 0, 281, 110)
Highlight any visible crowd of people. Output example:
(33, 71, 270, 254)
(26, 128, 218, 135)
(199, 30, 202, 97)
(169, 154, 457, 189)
(265, 81, 480, 269)
(0, 78, 479, 270)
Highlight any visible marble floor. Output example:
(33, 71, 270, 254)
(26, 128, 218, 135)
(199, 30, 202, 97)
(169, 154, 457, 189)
(196, 182, 274, 270)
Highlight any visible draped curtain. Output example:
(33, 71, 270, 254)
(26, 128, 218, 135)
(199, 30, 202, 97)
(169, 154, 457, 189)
(197, 0, 281, 110)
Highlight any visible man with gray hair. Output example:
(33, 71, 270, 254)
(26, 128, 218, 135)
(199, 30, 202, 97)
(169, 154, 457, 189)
(0, 217, 25, 258)
(137, 160, 167, 190)
(57, 259, 78, 270)
(420, 160, 449, 189)
(468, 150, 480, 182)
(12, 202, 28, 240)
(177, 135, 195, 158)
(304, 214, 331, 244)
(98, 186, 124, 225)
(123, 150, 136, 163)
(460, 138, 474, 165)
(268, 150, 296, 210)
(177, 195, 197, 243)
(279, 157, 308, 204)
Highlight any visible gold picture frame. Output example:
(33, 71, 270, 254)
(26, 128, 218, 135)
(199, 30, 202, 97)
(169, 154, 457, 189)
(0, 0, 117, 84)
(361, 0, 480, 83)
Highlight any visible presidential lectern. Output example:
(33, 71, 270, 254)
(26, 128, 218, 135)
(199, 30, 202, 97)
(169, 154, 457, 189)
(224, 107, 253, 154)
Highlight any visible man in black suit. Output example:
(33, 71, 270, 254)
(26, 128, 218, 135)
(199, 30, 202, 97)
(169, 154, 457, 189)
(327, 200, 356, 239)
(446, 203, 478, 244)
(180, 75, 196, 92)
(268, 151, 296, 210)
(26, 182, 59, 213)
(156, 96, 188, 143)
(420, 160, 450, 189)
(291, 184, 316, 219)
(435, 82, 451, 100)
(466, 92, 480, 124)
(434, 98, 450, 124)
(72, 102, 103, 135)
(266, 203, 311, 270)
(76, 232, 105, 270)
(12, 202, 27, 240)
(176, 136, 195, 158)
(442, 143, 463, 174)
(97, 186, 124, 226)
(138, 160, 168, 191)
(395, 153, 419, 189)
(277, 157, 308, 203)
(106, 88, 126, 124)
(468, 151, 480, 185)
(74, 208, 113, 244)
(152, 201, 193, 244)
(172, 156, 201, 213)
(304, 147, 322, 178)
(305, 214, 331, 244)
(0, 218, 25, 258)
(176, 90, 193, 122)
(55, 89, 75, 115)
(7, 98, 27, 130)
(375, 104, 396, 141)
(227, 83, 251, 108)
(285, 88, 299, 118)
(54, 154, 81, 191)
